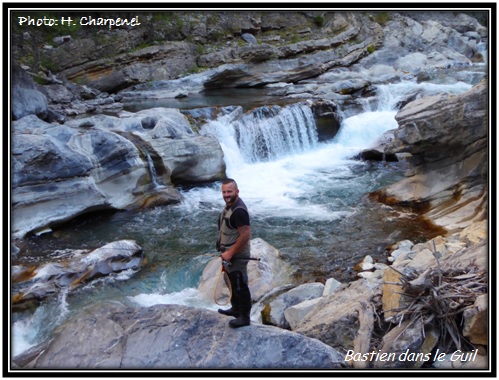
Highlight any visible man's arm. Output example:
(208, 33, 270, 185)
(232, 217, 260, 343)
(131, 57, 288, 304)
(221, 225, 251, 262)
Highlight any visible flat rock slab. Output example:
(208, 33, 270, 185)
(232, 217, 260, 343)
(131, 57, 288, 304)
(21, 302, 345, 370)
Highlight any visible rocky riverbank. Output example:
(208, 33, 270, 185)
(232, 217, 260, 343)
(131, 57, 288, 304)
(10, 10, 489, 371)
(12, 77, 489, 371)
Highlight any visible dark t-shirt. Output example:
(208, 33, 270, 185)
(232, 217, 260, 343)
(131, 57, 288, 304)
(222, 198, 250, 229)
(228, 207, 250, 228)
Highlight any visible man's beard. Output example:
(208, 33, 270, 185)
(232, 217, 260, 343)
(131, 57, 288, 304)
(224, 196, 237, 204)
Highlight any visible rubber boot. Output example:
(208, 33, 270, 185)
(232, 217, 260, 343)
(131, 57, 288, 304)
(218, 307, 240, 317)
(218, 271, 242, 318)
(229, 315, 250, 328)
(228, 271, 251, 328)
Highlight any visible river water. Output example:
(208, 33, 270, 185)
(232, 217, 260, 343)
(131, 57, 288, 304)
(12, 68, 484, 357)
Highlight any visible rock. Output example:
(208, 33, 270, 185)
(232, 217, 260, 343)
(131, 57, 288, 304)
(267, 282, 325, 329)
(11, 113, 185, 239)
(197, 238, 294, 303)
(241, 33, 257, 44)
(134, 107, 195, 138)
(357, 270, 385, 288)
(147, 135, 225, 184)
(11, 120, 107, 238)
(394, 52, 428, 75)
(389, 241, 414, 262)
(284, 298, 322, 330)
(40, 83, 74, 104)
(12, 240, 145, 311)
(18, 303, 345, 369)
(11, 106, 228, 238)
(49, 41, 200, 93)
(374, 319, 425, 368)
(354, 255, 374, 271)
(294, 279, 381, 352)
(357, 272, 374, 280)
(432, 352, 488, 369)
(462, 294, 488, 345)
(12, 64, 48, 120)
(323, 277, 342, 296)
(459, 220, 487, 245)
(404, 248, 436, 271)
(418, 325, 440, 367)
(52, 35, 71, 46)
(439, 240, 487, 272)
(355, 149, 399, 162)
(378, 79, 488, 232)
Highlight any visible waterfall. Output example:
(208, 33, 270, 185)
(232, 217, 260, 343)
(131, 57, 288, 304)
(119, 131, 168, 190)
(201, 103, 319, 165)
(235, 104, 319, 162)
(145, 153, 164, 189)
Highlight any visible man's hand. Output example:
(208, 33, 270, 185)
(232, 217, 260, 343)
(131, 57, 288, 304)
(220, 250, 234, 262)
(219, 225, 251, 263)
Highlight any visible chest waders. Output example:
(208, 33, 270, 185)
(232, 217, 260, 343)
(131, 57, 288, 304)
(217, 201, 252, 327)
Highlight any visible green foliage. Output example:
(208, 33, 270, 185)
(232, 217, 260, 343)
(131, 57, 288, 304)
(131, 42, 156, 51)
(196, 43, 205, 55)
(39, 56, 60, 72)
(313, 15, 325, 28)
(151, 12, 175, 24)
(373, 12, 391, 25)
(367, 45, 376, 54)
(185, 65, 207, 75)
(291, 34, 301, 44)
(32, 74, 47, 85)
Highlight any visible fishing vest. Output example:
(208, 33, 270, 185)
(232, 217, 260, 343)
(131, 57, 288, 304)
(217, 198, 250, 257)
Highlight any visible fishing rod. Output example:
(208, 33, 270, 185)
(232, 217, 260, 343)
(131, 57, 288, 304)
(202, 253, 261, 263)
(32, 244, 263, 265)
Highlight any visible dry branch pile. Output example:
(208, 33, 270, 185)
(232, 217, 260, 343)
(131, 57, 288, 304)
(387, 247, 487, 351)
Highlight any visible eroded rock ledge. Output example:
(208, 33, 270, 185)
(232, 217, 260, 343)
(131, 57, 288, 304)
(374, 78, 488, 233)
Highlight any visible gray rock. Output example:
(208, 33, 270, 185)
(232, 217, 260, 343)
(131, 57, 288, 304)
(197, 238, 294, 303)
(268, 282, 325, 329)
(241, 33, 257, 44)
(373, 319, 426, 369)
(21, 303, 345, 369)
(11, 105, 228, 238)
(380, 79, 488, 231)
(284, 297, 322, 330)
(12, 240, 145, 311)
(12, 64, 48, 120)
(295, 279, 382, 352)
(323, 277, 342, 296)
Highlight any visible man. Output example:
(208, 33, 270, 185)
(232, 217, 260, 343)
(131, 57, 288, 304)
(217, 178, 252, 328)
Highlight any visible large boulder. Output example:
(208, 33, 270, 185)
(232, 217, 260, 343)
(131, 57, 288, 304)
(16, 302, 345, 369)
(146, 135, 225, 184)
(12, 240, 145, 311)
(197, 238, 294, 303)
(11, 107, 227, 238)
(376, 79, 488, 232)
(265, 282, 325, 329)
(12, 64, 48, 120)
(11, 115, 171, 239)
(294, 279, 382, 353)
(12, 117, 109, 238)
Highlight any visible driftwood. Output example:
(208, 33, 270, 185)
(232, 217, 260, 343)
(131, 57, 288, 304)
(351, 302, 375, 369)
(384, 243, 487, 351)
